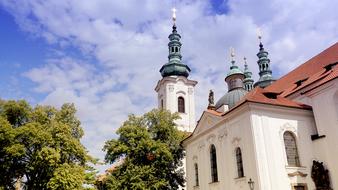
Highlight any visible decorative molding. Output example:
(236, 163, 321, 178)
(206, 117, 213, 125)
(198, 142, 205, 151)
(288, 171, 308, 177)
(232, 137, 241, 146)
(176, 90, 186, 95)
(169, 85, 174, 92)
(207, 134, 216, 143)
(188, 87, 193, 94)
(218, 129, 228, 141)
(279, 123, 297, 137)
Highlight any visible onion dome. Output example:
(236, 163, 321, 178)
(160, 9, 191, 78)
(215, 48, 247, 109)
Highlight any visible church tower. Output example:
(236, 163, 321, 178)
(254, 31, 275, 88)
(155, 8, 197, 132)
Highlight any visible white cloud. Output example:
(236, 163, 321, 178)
(2, 0, 338, 169)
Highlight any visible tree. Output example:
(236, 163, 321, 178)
(0, 100, 96, 190)
(102, 109, 187, 190)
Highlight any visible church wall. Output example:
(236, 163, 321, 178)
(185, 106, 259, 190)
(185, 80, 337, 190)
(289, 79, 338, 189)
(250, 105, 317, 190)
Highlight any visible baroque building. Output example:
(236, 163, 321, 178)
(155, 10, 338, 190)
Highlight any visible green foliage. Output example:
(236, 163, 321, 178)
(102, 109, 186, 190)
(0, 100, 96, 190)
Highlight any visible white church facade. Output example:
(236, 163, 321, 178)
(155, 11, 338, 190)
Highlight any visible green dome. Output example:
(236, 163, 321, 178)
(226, 65, 243, 77)
(160, 62, 191, 77)
(215, 88, 247, 109)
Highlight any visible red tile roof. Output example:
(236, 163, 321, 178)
(232, 87, 312, 111)
(266, 42, 338, 94)
(205, 109, 223, 116)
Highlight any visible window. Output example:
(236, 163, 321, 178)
(283, 131, 300, 166)
(178, 97, 185, 113)
(171, 47, 174, 52)
(294, 186, 305, 190)
(236, 147, 244, 178)
(175, 47, 178, 52)
(292, 184, 307, 190)
(194, 163, 199, 186)
(161, 99, 164, 109)
(210, 144, 218, 182)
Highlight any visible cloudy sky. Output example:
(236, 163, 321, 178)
(1, 0, 337, 169)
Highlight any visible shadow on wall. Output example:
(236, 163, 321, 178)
(334, 91, 338, 119)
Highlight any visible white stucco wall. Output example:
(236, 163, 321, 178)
(155, 76, 197, 132)
(185, 105, 259, 190)
(184, 102, 319, 190)
(290, 79, 338, 189)
(250, 104, 317, 190)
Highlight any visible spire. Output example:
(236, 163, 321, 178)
(160, 8, 191, 78)
(225, 48, 245, 92)
(254, 28, 275, 88)
(243, 57, 254, 91)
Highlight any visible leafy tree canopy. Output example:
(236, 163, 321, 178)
(101, 109, 187, 190)
(0, 99, 96, 190)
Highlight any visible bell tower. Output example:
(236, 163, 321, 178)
(254, 29, 275, 88)
(155, 8, 197, 132)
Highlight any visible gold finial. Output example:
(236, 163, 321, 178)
(230, 47, 235, 62)
(172, 8, 177, 24)
(257, 28, 262, 42)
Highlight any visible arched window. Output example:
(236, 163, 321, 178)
(283, 131, 300, 166)
(236, 147, 244, 177)
(178, 97, 185, 113)
(210, 144, 218, 182)
(175, 47, 178, 52)
(171, 47, 174, 52)
(194, 163, 199, 186)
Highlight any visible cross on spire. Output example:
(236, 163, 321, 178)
(230, 47, 235, 63)
(172, 8, 177, 25)
(257, 28, 262, 42)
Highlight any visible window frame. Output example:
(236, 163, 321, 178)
(177, 96, 185, 113)
(235, 147, 244, 178)
(194, 163, 199, 187)
(283, 131, 301, 167)
(210, 144, 218, 183)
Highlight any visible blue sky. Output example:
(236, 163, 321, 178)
(1, 0, 337, 169)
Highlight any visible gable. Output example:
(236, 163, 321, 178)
(192, 111, 222, 136)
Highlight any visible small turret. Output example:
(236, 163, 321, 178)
(215, 48, 247, 110)
(254, 29, 275, 88)
(243, 57, 254, 91)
